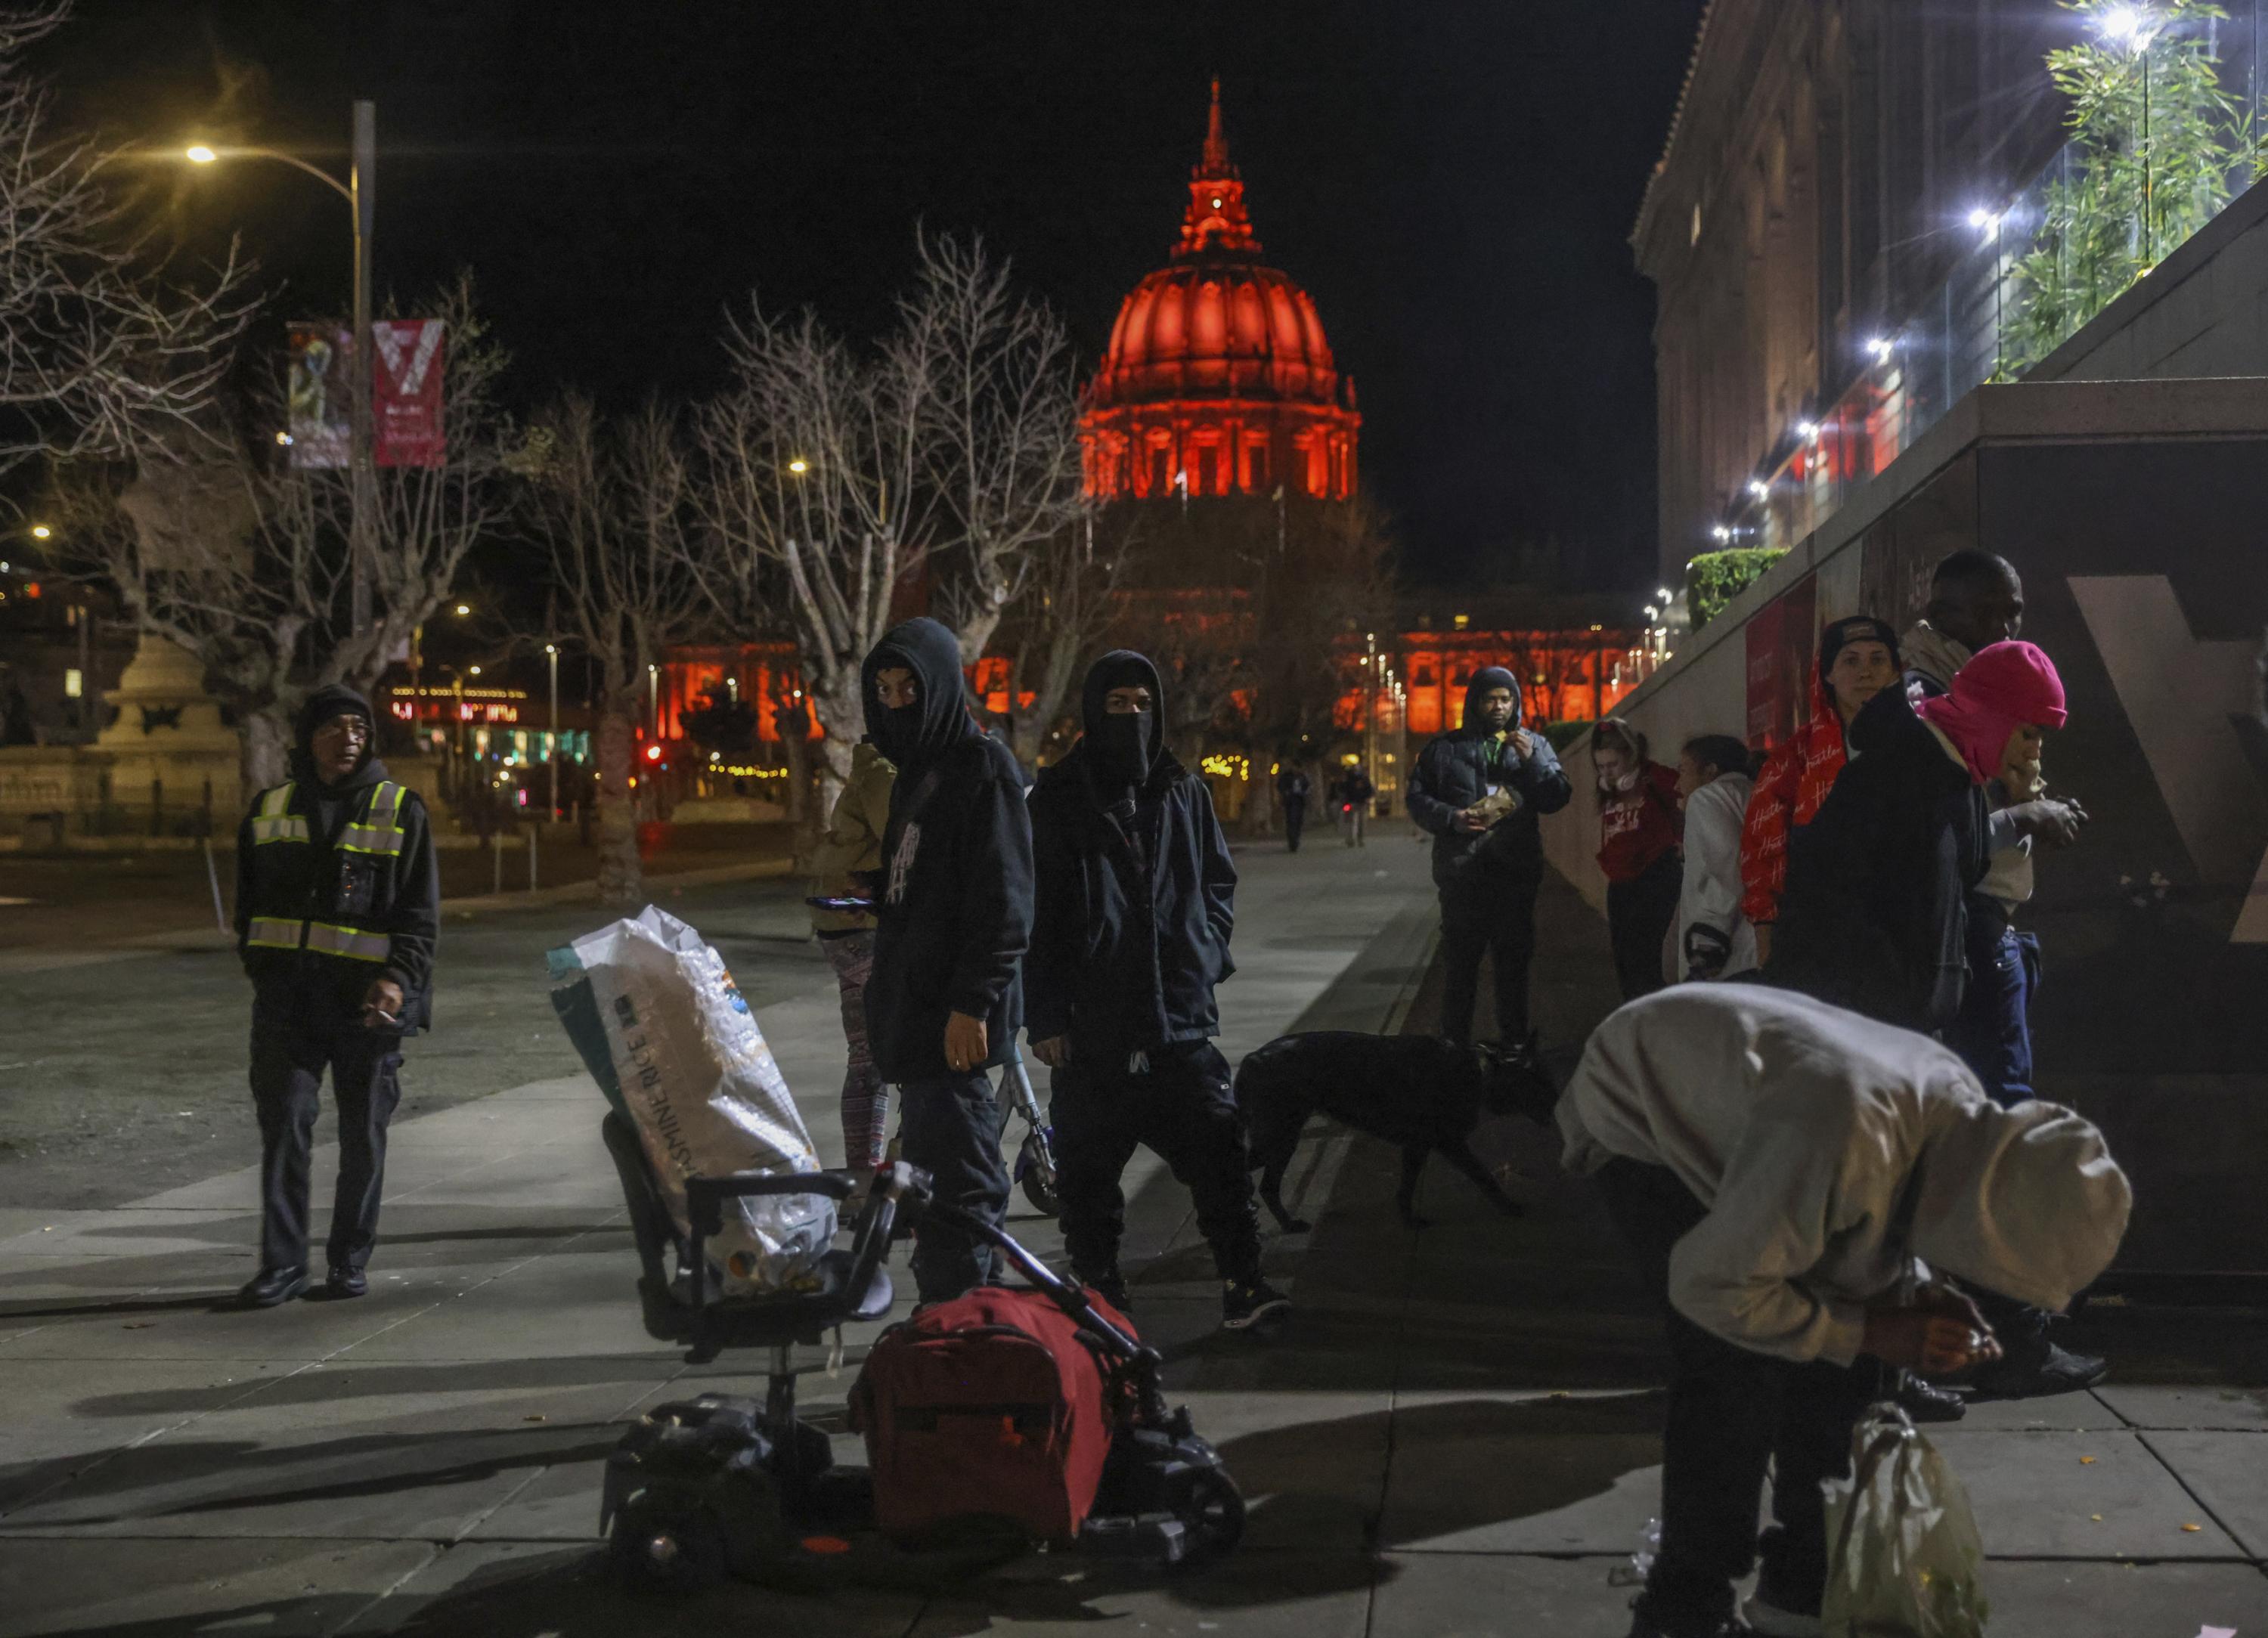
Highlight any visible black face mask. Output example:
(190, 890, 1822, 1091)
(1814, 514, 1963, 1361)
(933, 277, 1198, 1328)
(1091, 711, 1151, 789)
(872, 701, 923, 766)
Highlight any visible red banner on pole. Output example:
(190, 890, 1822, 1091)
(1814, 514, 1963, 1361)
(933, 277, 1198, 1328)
(1743, 571, 1816, 753)
(373, 319, 445, 468)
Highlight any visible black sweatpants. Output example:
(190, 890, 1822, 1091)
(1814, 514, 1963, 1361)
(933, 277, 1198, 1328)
(1596, 1158, 1880, 1632)
(249, 999, 404, 1274)
(898, 1070, 1009, 1303)
(1607, 852, 1684, 1002)
(1282, 797, 1307, 853)
(1438, 865, 1541, 1045)
(1051, 1042, 1263, 1286)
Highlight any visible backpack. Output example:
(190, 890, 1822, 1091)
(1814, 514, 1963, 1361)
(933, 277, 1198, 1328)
(847, 1284, 1132, 1543)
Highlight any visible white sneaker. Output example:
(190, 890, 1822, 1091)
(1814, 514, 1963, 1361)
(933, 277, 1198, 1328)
(1741, 1596, 1823, 1638)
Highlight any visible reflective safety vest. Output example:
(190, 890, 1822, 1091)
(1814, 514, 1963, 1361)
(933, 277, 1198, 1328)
(243, 779, 408, 965)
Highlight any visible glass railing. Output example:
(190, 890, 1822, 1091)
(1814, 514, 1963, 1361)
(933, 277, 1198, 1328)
(1706, 0, 2268, 567)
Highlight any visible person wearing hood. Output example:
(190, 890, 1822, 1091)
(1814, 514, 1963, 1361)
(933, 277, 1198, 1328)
(1406, 667, 1573, 1045)
(1025, 652, 1286, 1330)
(860, 616, 1033, 1302)
(1275, 760, 1312, 853)
(1737, 615, 1901, 966)
(231, 683, 440, 1308)
(1559, 985, 2130, 1638)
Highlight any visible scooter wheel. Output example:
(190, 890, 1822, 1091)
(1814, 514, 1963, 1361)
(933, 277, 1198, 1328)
(1178, 1465, 1246, 1562)
(611, 1494, 728, 1593)
(1018, 1132, 1062, 1217)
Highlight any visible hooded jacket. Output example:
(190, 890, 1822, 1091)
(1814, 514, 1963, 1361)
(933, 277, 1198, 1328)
(234, 682, 441, 1030)
(1406, 668, 1572, 887)
(860, 617, 1034, 1082)
(1766, 680, 1989, 1033)
(1678, 770, 1757, 980)
(809, 738, 895, 934)
(1557, 986, 2131, 1364)
(1026, 651, 1238, 1059)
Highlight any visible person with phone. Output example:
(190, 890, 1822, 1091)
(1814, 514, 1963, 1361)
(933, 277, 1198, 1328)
(232, 684, 440, 1308)
(1558, 984, 2130, 1638)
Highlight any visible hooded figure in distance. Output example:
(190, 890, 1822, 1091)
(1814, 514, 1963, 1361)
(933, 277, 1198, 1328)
(860, 616, 1033, 1302)
(1405, 666, 1572, 1045)
(232, 682, 440, 1308)
(1026, 652, 1284, 1329)
(1560, 984, 2130, 1638)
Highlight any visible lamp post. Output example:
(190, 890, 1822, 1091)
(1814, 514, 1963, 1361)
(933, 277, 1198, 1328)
(546, 643, 559, 822)
(187, 100, 376, 637)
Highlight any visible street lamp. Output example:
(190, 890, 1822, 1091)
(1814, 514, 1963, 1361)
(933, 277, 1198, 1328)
(545, 643, 559, 822)
(786, 457, 810, 475)
(454, 602, 472, 617)
(29, 524, 50, 540)
(184, 103, 377, 638)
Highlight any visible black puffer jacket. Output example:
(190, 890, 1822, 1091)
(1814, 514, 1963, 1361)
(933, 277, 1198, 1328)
(1766, 682, 1989, 1033)
(1025, 651, 1237, 1060)
(1405, 667, 1572, 887)
(862, 618, 1035, 1082)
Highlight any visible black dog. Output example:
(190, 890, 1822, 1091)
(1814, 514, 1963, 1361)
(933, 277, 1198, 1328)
(1236, 1033, 1560, 1231)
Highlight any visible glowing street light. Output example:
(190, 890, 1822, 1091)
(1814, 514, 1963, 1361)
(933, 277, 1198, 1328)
(1748, 478, 1770, 500)
(2099, 5, 2157, 48)
(1968, 206, 2003, 236)
(1712, 525, 1733, 542)
(29, 523, 51, 540)
(454, 602, 471, 617)
(1866, 336, 1896, 363)
(1798, 420, 1820, 441)
(786, 457, 809, 475)
(184, 144, 217, 164)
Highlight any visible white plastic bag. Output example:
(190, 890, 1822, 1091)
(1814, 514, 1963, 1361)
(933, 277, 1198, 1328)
(549, 906, 834, 1295)
(1822, 1404, 1991, 1638)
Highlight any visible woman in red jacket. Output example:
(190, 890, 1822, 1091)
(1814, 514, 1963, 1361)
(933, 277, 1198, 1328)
(1737, 616, 1901, 964)
(1594, 718, 1684, 1000)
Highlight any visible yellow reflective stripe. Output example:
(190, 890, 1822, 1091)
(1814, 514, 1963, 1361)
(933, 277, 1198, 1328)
(339, 781, 406, 856)
(259, 785, 293, 819)
(252, 785, 308, 845)
(246, 916, 304, 951)
(305, 922, 390, 962)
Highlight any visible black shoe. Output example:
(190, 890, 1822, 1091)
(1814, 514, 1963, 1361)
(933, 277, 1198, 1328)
(1222, 1277, 1290, 1330)
(1895, 1369, 1967, 1423)
(1969, 1338, 2108, 1400)
(326, 1265, 368, 1299)
(238, 1265, 309, 1308)
(1077, 1268, 1132, 1316)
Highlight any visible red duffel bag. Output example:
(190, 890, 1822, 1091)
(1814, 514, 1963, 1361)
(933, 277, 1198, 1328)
(847, 1284, 1132, 1543)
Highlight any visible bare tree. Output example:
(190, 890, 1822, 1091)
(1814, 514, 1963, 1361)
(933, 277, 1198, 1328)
(55, 276, 513, 792)
(0, 2, 255, 472)
(990, 514, 1133, 766)
(524, 395, 709, 908)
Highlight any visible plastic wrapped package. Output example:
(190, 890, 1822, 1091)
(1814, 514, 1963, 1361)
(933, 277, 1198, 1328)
(1822, 1404, 1991, 1638)
(549, 906, 834, 1295)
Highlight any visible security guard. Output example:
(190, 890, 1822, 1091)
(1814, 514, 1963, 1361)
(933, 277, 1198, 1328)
(233, 683, 439, 1306)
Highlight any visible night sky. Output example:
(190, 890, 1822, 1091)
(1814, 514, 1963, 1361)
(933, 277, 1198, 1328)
(40, 1, 1707, 591)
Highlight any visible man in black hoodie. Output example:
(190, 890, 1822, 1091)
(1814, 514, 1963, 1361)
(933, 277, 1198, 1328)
(1406, 667, 1573, 1045)
(233, 683, 440, 1306)
(1026, 652, 1287, 1330)
(861, 617, 1034, 1303)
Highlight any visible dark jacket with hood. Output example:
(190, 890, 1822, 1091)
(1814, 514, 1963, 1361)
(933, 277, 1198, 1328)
(1025, 651, 1238, 1061)
(861, 617, 1035, 1082)
(1766, 680, 1989, 1033)
(1406, 667, 1572, 887)
(234, 683, 441, 1031)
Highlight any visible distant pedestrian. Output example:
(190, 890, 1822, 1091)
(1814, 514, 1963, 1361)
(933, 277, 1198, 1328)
(1275, 761, 1312, 853)
(1738, 616, 1901, 966)
(1333, 765, 1375, 847)
(1672, 734, 1755, 981)
(1560, 986, 2130, 1638)
(1592, 718, 1684, 1001)
(1406, 667, 1572, 1045)
(233, 684, 439, 1308)
(810, 735, 895, 1171)
(1025, 652, 1286, 1330)
(860, 617, 1033, 1304)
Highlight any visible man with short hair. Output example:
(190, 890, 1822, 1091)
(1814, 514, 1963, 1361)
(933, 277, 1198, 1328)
(1901, 549, 2027, 697)
(1027, 652, 1285, 1329)
(860, 616, 1033, 1304)
(234, 683, 439, 1307)
(1406, 668, 1572, 1045)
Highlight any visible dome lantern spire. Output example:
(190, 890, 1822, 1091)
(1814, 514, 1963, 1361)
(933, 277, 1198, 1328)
(1176, 76, 1259, 259)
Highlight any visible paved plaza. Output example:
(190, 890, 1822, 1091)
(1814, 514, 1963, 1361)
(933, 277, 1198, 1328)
(1, 831, 2262, 1636)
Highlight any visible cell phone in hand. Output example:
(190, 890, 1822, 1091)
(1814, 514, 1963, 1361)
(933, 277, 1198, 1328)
(806, 895, 876, 914)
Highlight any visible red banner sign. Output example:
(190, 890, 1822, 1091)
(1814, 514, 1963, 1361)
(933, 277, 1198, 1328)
(373, 319, 445, 468)
(1743, 571, 1817, 753)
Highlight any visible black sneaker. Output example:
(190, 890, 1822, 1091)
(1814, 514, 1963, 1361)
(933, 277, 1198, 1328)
(237, 1265, 309, 1308)
(1969, 1338, 2108, 1400)
(1895, 1369, 1967, 1423)
(1221, 1277, 1290, 1330)
(325, 1265, 368, 1300)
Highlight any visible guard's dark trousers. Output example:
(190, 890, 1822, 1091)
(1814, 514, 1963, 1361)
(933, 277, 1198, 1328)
(1052, 1042, 1263, 1286)
(1282, 797, 1307, 853)
(898, 1070, 1009, 1302)
(1439, 865, 1541, 1044)
(250, 999, 403, 1274)
(1597, 1157, 1879, 1633)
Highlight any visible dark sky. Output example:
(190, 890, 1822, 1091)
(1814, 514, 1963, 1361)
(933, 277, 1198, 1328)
(41, 0, 1706, 590)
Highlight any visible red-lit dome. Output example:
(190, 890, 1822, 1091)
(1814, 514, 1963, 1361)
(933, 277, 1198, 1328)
(1082, 81, 1360, 502)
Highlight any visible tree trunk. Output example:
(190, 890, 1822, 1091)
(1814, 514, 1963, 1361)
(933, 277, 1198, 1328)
(809, 669, 863, 821)
(1245, 763, 1275, 836)
(239, 705, 291, 795)
(596, 708, 643, 909)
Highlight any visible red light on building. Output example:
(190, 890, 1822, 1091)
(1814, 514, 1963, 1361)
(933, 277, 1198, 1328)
(1080, 79, 1359, 503)
(645, 743, 662, 762)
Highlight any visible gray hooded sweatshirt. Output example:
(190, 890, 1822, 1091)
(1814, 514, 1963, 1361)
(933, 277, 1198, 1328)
(1557, 986, 2130, 1365)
